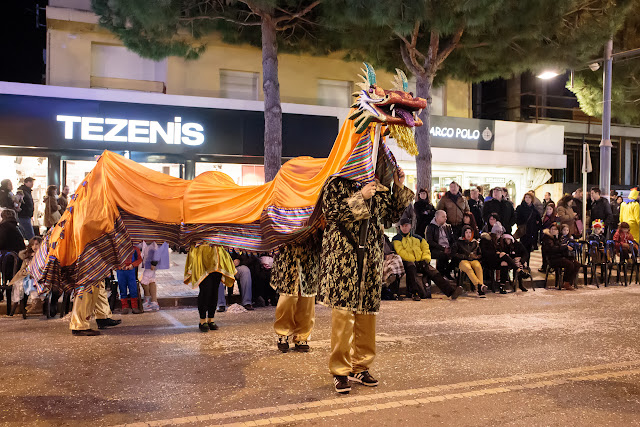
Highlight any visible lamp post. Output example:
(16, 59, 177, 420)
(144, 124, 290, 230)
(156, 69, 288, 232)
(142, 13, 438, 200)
(600, 39, 613, 201)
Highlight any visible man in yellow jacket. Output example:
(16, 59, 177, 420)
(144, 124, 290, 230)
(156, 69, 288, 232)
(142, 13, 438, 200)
(392, 218, 463, 301)
(620, 188, 640, 242)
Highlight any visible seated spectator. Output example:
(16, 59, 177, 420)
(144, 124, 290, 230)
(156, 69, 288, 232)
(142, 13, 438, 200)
(479, 227, 518, 294)
(217, 252, 254, 311)
(382, 235, 404, 300)
(502, 234, 530, 292)
(462, 212, 480, 238)
(482, 213, 506, 235)
(393, 218, 464, 301)
(426, 210, 455, 280)
(557, 195, 579, 237)
(560, 224, 574, 246)
(588, 219, 608, 264)
(613, 221, 637, 262)
(0, 209, 26, 254)
(542, 223, 581, 290)
(454, 225, 488, 296)
(539, 204, 557, 272)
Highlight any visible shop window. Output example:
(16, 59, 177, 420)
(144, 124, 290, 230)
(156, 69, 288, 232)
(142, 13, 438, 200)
(317, 79, 353, 108)
(0, 156, 48, 230)
(91, 44, 167, 92)
(220, 70, 259, 100)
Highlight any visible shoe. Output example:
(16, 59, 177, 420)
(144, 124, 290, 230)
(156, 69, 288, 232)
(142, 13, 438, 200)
(150, 302, 160, 311)
(563, 282, 575, 291)
(72, 329, 101, 336)
(208, 321, 218, 330)
(348, 371, 379, 387)
(538, 267, 546, 273)
(217, 306, 226, 313)
(519, 283, 528, 292)
(478, 284, 487, 297)
(333, 375, 351, 394)
(96, 318, 122, 329)
(142, 300, 153, 311)
(412, 293, 421, 301)
(294, 340, 310, 352)
(425, 285, 432, 299)
(277, 335, 289, 353)
(198, 323, 209, 333)
(131, 298, 142, 314)
(120, 298, 131, 314)
(499, 285, 508, 294)
(243, 304, 254, 311)
(451, 286, 464, 300)
(519, 271, 531, 279)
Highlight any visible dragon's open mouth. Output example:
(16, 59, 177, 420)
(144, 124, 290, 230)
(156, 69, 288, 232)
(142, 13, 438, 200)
(375, 100, 424, 127)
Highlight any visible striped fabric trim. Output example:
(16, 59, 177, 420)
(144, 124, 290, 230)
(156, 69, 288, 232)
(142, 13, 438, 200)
(333, 130, 375, 183)
(182, 222, 264, 252)
(120, 209, 181, 246)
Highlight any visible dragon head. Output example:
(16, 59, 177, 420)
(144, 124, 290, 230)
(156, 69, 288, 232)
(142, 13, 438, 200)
(349, 63, 428, 155)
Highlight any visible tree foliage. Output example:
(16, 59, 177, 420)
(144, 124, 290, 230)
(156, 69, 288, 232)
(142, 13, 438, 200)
(322, 0, 634, 190)
(568, 7, 640, 125)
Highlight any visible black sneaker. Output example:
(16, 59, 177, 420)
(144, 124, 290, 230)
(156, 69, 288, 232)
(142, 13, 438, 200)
(243, 304, 254, 311)
(96, 318, 122, 329)
(277, 335, 289, 353)
(198, 323, 209, 333)
(217, 306, 226, 313)
(294, 340, 310, 352)
(208, 321, 218, 330)
(333, 375, 351, 394)
(451, 286, 464, 300)
(499, 285, 508, 294)
(348, 370, 379, 387)
(72, 329, 101, 336)
(478, 284, 487, 297)
(412, 293, 421, 301)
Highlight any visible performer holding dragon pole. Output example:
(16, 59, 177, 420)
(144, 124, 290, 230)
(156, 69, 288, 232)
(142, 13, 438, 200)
(320, 64, 423, 394)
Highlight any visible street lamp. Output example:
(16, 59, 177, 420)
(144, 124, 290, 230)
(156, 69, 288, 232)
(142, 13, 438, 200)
(536, 71, 560, 80)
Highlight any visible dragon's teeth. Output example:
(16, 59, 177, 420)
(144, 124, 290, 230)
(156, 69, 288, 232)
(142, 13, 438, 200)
(390, 104, 395, 110)
(418, 109, 422, 115)
(392, 109, 396, 117)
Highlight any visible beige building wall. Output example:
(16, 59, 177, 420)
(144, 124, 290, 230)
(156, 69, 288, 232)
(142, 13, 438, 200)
(46, 15, 471, 117)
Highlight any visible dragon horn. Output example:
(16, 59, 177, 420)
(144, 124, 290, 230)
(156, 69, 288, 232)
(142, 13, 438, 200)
(395, 68, 409, 91)
(363, 62, 377, 86)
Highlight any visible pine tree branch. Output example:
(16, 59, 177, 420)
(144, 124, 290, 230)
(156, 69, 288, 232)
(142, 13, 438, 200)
(426, 30, 439, 72)
(400, 43, 425, 76)
(273, 1, 321, 24)
(178, 14, 261, 26)
(435, 25, 464, 67)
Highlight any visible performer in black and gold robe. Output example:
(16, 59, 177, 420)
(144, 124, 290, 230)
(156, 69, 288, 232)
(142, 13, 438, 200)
(271, 230, 322, 353)
(320, 168, 413, 394)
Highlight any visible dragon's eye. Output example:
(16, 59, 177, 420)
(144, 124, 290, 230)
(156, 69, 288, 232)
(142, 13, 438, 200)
(409, 92, 414, 97)
(369, 87, 374, 93)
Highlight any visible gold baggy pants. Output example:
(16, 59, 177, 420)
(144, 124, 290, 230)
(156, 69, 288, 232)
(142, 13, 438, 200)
(458, 260, 484, 286)
(69, 283, 112, 330)
(273, 295, 315, 342)
(329, 309, 376, 376)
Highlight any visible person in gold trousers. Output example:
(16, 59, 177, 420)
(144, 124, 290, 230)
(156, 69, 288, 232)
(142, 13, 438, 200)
(271, 230, 322, 353)
(70, 281, 121, 336)
(319, 169, 413, 394)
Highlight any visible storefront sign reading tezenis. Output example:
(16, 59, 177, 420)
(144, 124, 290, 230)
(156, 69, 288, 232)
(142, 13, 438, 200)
(56, 115, 205, 145)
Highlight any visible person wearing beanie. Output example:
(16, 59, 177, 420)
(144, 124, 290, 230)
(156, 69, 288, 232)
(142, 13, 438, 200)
(393, 217, 463, 301)
(454, 225, 488, 296)
(619, 188, 640, 242)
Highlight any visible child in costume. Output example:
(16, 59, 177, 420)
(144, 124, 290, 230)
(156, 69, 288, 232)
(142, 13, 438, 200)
(9, 236, 42, 317)
(116, 245, 142, 314)
(613, 221, 638, 261)
(271, 229, 322, 353)
(589, 219, 608, 264)
(619, 188, 640, 242)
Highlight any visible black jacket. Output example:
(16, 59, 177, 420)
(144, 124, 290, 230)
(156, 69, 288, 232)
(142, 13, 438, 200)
(541, 230, 571, 265)
(17, 185, 34, 218)
(0, 188, 13, 209)
(468, 198, 484, 229)
(426, 221, 454, 253)
(454, 238, 480, 262)
(479, 232, 502, 266)
(414, 198, 436, 237)
(590, 198, 613, 226)
(483, 198, 515, 233)
(0, 219, 26, 253)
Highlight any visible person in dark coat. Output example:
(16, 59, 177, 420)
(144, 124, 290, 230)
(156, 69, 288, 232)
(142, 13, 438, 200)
(542, 224, 581, 290)
(0, 209, 26, 285)
(17, 177, 35, 240)
(479, 230, 518, 294)
(0, 179, 14, 209)
(515, 192, 542, 252)
(426, 210, 456, 279)
(482, 187, 515, 234)
(468, 187, 484, 230)
(542, 192, 554, 212)
(589, 187, 613, 235)
(611, 195, 623, 232)
(413, 188, 436, 238)
(436, 182, 469, 238)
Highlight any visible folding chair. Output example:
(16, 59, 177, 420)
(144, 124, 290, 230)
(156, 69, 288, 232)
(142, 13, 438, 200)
(587, 240, 609, 287)
(544, 256, 564, 289)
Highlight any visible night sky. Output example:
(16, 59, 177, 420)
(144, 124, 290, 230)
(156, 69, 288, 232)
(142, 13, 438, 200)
(0, 0, 47, 84)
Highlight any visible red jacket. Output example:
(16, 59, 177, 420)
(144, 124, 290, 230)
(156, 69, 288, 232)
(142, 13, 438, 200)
(123, 246, 142, 268)
(613, 229, 636, 250)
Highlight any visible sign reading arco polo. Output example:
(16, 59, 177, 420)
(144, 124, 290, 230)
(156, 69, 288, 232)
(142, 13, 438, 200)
(429, 116, 495, 150)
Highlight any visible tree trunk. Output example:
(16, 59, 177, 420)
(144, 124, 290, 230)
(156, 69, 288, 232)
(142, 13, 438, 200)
(261, 14, 282, 182)
(415, 74, 434, 193)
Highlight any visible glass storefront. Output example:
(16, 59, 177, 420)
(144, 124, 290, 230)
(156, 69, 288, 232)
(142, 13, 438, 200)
(0, 155, 48, 229)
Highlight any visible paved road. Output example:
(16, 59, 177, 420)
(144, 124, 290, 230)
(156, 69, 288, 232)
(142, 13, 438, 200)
(1, 285, 640, 426)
